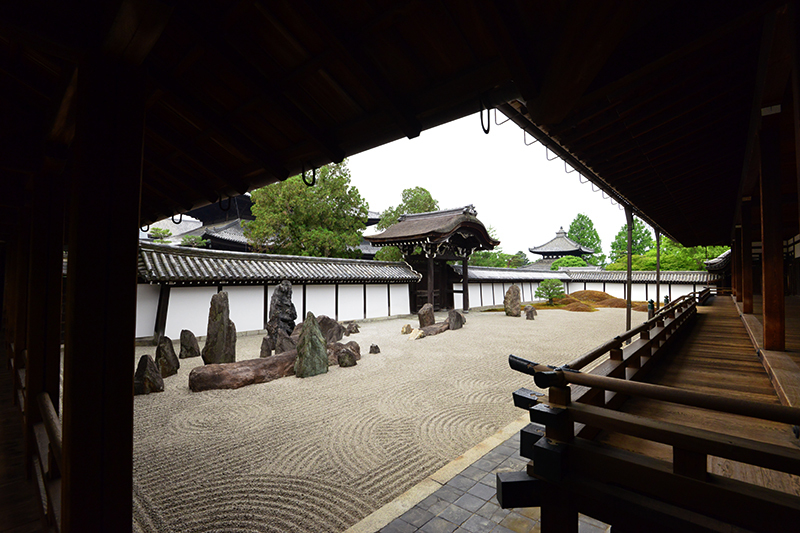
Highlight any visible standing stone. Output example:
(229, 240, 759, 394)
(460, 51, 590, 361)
(268, 280, 297, 337)
(155, 336, 180, 378)
(504, 285, 522, 317)
(202, 291, 236, 364)
(344, 322, 360, 336)
(275, 328, 297, 355)
(418, 303, 435, 328)
(179, 329, 201, 359)
(260, 335, 272, 358)
(525, 305, 538, 320)
(134, 354, 164, 395)
(337, 348, 357, 368)
(369, 344, 380, 354)
(295, 312, 328, 378)
(317, 315, 345, 344)
(446, 309, 466, 330)
(400, 324, 413, 334)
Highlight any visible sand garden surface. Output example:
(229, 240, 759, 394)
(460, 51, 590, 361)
(133, 307, 642, 532)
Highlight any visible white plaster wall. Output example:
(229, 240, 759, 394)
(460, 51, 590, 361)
(165, 286, 218, 339)
(291, 285, 304, 319)
(365, 284, 388, 319)
(669, 284, 696, 300)
(585, 282, 605, 293)
(224, 285, 264, 333)
(338, 284, 364, 321)
(390, 284, 411, 315)
(493, 283, 504, 305)
(630, 284, 647, 301)
(602, 284, 624, 299)
(468, 284, 482, 308)
(306, 285, 336, 318)
(135, 284, 160, 338)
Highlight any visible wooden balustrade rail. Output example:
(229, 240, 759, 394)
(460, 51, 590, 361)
(36, 392, 62, 473)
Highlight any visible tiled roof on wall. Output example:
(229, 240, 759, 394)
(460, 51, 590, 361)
(138, 243, 421, 284)
(452, 265, 569, 282)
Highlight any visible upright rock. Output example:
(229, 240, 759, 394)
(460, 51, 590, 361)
(134, 354, 164, 395)
(524, 305, 537, 320)
(446, 309, 466, 330)
(179, 329, 201, 359)
(295, 312, 328, 378)
(260, 335, 272, 358)
(268, 280, 297, 337)
(344, 322, 360, 336)
(317, 315, 345, 344)
(274, 328, 297, 355)
(155, 336, 180, 378)
(202, 291, 236, 364)
(369, 344, 380, 354)
(418, 303, 435, 328)
(504, 285, 522, 317)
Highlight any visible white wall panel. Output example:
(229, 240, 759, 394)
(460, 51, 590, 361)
(135, 284, 160, 338)
(225, 285, 264, 333)
(306, 285, 336, 318)
(586, 282, 605, 293)
(365, 284, 388, 318)
(468, 284, 482, 308)
(165, 286, 218, 339)
(452, 284, 462, 310)
(390, 284, 410, 315)
(492, 283, 504, 305)
(338, 284, 364, 321)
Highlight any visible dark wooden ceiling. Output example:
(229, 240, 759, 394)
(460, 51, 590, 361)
(0, 0, 796, 246)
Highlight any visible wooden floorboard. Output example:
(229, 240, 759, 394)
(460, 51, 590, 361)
(0, 337, 47, 533)
(596, 296, 800, 497)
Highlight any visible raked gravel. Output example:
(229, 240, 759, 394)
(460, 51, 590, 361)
(132, 307, 642, 533)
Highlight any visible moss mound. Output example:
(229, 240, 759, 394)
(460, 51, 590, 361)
(563, 302, 596, 312)
(553, 296, 579, 306)
(569, 290, 612, 303)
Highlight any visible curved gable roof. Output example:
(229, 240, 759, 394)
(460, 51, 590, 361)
(530, 227, 594, 256)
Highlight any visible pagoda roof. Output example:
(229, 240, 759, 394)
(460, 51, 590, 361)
(365, 205, 499, 252)
(530, 227, 594, 256)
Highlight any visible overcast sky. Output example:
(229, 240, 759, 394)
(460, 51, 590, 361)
(347, 112, 631, 261)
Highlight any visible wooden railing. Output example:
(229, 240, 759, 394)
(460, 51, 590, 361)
(498, 289, 800, 531)
(33, 392, 62, 531)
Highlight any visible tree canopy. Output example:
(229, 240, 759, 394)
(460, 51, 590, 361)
(470, 249, 530, 268)
(567, 213, 604, 265)
(606, 238, 729, 271)
(374, 187, 439, 261)
(244, 160, 368, 258)
(550, 256, 587, 270)
(535, 279, 565, 305)
(609, 218, 654, 263)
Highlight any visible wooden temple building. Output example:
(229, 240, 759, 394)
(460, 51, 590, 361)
(526, 227, 596, 272)
(365, 206, 498, 312)
(1, 1, 800, 531)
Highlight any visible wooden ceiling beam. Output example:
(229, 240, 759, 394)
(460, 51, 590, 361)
(143, 147, 219, 205)
(148, 65, 288, 186)
(177, 7, 346, 164)
(298, 0, 422, 139)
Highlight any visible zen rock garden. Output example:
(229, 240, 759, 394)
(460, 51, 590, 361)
(134, 280, 365, 395)
(401, 303, 466, 340)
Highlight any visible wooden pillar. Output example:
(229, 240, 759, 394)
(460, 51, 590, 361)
(153, 284, 170, 345)
(462, 256, 470, 312)
(625, 207, 633, 332)
(61, 56, 144, 532)
(741, 202, 754, 314)
(14, 218, 31, 368)
(427, 254, 434, 307)
(655, 230, 661, 308)
(732, 237, 741, 300)
(24, 171, 66, 466)
(760, 116, 785, 351)
(735, 226, 744, 303)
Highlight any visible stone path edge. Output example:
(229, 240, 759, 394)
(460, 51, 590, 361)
(343, 412, 531, 533)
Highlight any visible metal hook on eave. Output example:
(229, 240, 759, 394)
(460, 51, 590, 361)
(545, 146, 558, 161)
(564, 161, 576, 173)
(591, 183, 601, 193)
(171, 213, 183, 224)
(494, 108, 510, 126)
(140, 224, 150, 232)
(480, 98, 490, 134)
(219, 195, 231, 211)
(578, 174, 589, 184)
(523, 130, 538, 146)
(302, 164, 316, 187)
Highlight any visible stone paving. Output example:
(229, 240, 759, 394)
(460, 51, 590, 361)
(378, 431, 610, 533)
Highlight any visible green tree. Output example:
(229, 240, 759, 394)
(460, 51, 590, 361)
(149, 227, 172, 243)
(535, 279, 565, 305)
(509, 251, 530, 268)
(374, 187, 439, 261)
(180, 235, 208, 248)
(550, 256, 587, 270)
(605, 238, 729, 271)
(244, 160, 368, 258)
(609, 218, 654, 263)
(376, 186, 439, 230)
(567, 213, 605, 265)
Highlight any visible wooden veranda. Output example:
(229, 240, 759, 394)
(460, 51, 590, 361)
(1, 1, 799, 531)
